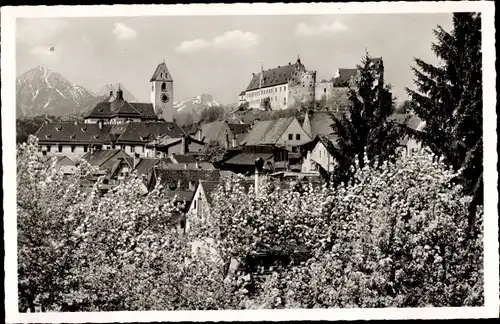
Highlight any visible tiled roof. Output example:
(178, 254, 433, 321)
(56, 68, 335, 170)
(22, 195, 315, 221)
(228, 123, 251, 135)
(154, 169, 221, 191)
(239, 90, 246, 96)
(150, 62, 173, 82)
(308, 112, 337, 138)
(85, 99, 157, 120)
(171, 154, 197, 164)
(133, 158, 163, 176)
(81, 149, 131, 171)
(35, 122, 112, 144)
(245, 61, 305, 92)
(198, 121, 229, 144)
(224, 153, 274, 166)
(162, 162, 215, 170)
(108, 122, 185, 144)
(241, 117, 295, 146)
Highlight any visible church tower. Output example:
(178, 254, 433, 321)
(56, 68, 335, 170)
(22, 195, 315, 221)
(150, 60, 174, 122)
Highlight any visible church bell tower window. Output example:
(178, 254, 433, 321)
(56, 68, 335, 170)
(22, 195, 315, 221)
(161, 82, 166, 91)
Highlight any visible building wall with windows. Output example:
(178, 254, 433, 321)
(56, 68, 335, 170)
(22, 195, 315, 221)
(302, 140, 335, 172)
(276, 118, 312, 147)
(245, 83, 290, 110)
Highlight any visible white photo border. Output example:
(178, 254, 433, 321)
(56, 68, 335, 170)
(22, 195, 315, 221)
(2, 2, 497, 322)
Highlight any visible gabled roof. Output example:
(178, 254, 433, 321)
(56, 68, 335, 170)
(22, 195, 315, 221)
(133, 158, 164, 176)
(198, 121, 230, 144)
(81, 149, 131, 170)
(170, 154, 197, 164)
(223, 153, 274, 166)
(35, 122, 112, 144)
(153, 169, 221, 191)
(246, 60, 305, 92)
(228, 123, 251, 135)
(162, 162, 215, 170)
(108, 122, 185, 144)
(241, 117, 295, 146)
(150, 62, 173, 82)
(308, 111, 337, 138)
(85, 99, 158, 120)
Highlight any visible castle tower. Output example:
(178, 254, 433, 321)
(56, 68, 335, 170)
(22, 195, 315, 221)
(150, 60, 174, 122)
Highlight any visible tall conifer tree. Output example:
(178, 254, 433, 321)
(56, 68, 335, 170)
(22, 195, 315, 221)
(405, 13, 483, 224)
(326, 52, 401, 185)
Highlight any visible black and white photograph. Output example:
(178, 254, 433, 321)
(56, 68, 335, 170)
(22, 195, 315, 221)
(2, 2, 498, 322)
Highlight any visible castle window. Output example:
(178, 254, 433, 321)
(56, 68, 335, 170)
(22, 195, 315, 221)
(161, 82, 166, 91)
(324, 88, 326, 93)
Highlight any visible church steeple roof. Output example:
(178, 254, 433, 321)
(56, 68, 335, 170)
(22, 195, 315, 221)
(150, 61, 173, 82)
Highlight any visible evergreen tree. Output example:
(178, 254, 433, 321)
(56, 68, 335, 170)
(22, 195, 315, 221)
(325, 52, 401, 185)
(405, 13, 483, 225)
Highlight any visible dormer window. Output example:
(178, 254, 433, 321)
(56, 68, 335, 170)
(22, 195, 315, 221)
(45, 134, 51, 139)
(93, 135, 99, 139)
(55, 126, 62, 131)
(81, 127, 87, 132)
(98, 107, 103, 112)
(70, 134, 76, 139)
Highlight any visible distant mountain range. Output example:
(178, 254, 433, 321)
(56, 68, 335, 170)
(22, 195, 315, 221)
(16, 65, 224, 120)
(174, 94, 223, 116)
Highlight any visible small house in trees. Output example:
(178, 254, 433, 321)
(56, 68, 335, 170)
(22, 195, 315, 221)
(389, 113, 426, 157)
(301, 135, 338, 173)
(194, 121, 251, 149)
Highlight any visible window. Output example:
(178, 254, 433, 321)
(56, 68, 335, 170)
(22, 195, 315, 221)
(161, 82, 166, 91)
(151, 84, 154, 91)
(111, 144, 116, 149)
(288, 134, 293, 140)
(83, 145, 88, 153)
(131, 146, 136, 153)
(71, 145, 75, 153)
(324, 88, 327, 93)
(284, 98, 286, 105)
(194, 200, 197, 209)
(296, 134, 301, 140)
(47, 145, 51, 152)
(58, 145, 63, 152)
(121, 145, 126, 151)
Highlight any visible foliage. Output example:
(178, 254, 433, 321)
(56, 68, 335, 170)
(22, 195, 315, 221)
(199, 105, 227, 124)
(236, 154, 484, 308)
(199, 140, 227, 164)
(326, 52, 401, 186)
(405, 13, 483, 223)
(18, 136, 483, 311)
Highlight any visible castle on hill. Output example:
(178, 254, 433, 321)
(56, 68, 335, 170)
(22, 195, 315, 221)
(238, 55, 384, 111)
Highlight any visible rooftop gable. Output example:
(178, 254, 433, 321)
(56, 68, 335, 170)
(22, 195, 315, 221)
(245, 59, 305, 92)
(150, 62, 173, 82)
(242, 117, 295, 146)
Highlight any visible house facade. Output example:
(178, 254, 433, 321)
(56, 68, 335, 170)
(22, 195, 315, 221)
(301, 136, 336, 173)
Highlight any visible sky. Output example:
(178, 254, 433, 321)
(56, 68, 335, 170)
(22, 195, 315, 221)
(16, 13, 453, 105)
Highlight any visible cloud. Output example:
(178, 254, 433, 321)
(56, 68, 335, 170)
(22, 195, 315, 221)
(295, 21, 348, 36)
(175, 39, 211, 54)
(175, 30, 260, 54)
(113, 22, 137, 40)
(17, 18, 69, 45)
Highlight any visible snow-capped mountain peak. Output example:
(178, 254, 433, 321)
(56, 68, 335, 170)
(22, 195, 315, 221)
(16, 66, 127, 117)
(174, 93, 222, 115)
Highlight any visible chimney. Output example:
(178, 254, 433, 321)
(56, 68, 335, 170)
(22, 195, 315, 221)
(181, 136, 187, 155)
